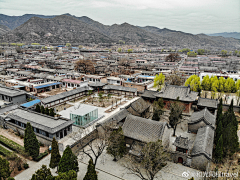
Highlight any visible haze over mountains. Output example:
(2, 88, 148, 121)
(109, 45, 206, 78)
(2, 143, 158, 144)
(0, 13, 239, 48)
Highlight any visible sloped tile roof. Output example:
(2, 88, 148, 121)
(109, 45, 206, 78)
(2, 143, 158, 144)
(141, 90, 158, 99)
(197, 98, 218, 109)
(173, 136, 190, 149)
(191, 126, 214, 159)
(127, 97, 150, 115)
(189, 108, 216, 128)
(122, 114, 167, 142)
(155, 85, 198, 102)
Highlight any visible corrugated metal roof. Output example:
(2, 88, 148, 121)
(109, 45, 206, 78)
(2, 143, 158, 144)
(34, 82, 61, 89)
(21, 99, 41, 108)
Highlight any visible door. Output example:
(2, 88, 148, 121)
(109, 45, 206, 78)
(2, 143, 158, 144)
(178, 157, 183, 164)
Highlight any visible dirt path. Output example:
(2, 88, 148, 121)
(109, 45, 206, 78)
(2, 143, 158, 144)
(0, 128, 48, 153)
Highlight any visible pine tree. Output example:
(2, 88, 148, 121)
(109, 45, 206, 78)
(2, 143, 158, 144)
(40, 106, 45, 114)
(55, 170, 77, 180)
(49, 137, 61, 169)
(0, 156, 11, 180)
(83, 159, 98, 180)
(45, 107, 49, 115)
(49, 108, 55, 117)
(215, 135, 223, 163)
(216, 98, 223, 126)
(36, 104, 40, 113)
(24, 122, 39, 159)
(215, 121, 223, 146)
(31, 165, 53, 180)
(58, 146, 79, 173)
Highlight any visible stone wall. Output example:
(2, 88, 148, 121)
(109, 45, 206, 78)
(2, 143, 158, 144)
(70, 129, 97, 155)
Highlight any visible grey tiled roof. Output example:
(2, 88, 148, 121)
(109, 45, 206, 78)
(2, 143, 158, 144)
(41, 86, 92, 104)
(0, 85, 26, 97)
(122, 114, 167, 143)
(191, 126, 214, 159)
(173, 136, 190, 149)
(103, 85, 137, 93)
(141, 90, 158, 99)
(197, 98, 218, 109)
(6, 108, 73, 134)
(100, 108, 129, 125)
(89, 82, 107, 87)
(155, 85, 198, 102)
(127, 97, 150, 115)
(189, 108, 216, 128)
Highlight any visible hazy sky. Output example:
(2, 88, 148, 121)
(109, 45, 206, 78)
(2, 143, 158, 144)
(0, 0, 239, 34)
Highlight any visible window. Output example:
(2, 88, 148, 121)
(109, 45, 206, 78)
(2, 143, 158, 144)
(56, 132, 59, 137)
(68, 126, 70, 131)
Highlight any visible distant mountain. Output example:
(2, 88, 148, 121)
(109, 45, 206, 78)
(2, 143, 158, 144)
(208, 32, 240, 40)
(141, 26, 240, 48)
(0, 24, 10, 35)
(0, 13, 240, 48)
(0, 15, 112, 44)
(0, 14, 55, 30)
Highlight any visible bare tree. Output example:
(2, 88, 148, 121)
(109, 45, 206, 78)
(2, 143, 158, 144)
(165, 53, 181, 62)
(77, 124, 113, 168)
(122, 140, 169, 180)
(75, 59, 95, 74)
(166, 73, 184, 86)
(169, 99, 184, 136)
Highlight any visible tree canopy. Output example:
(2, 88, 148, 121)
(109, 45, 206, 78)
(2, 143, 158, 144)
(0, 156, 11, 180)
(58, 146, 79, 173)
(107, 127, 126, 161)
(83, 159, 98, 180)
(49, 137, 61, 169)
(24, 122, 39, 159)
(153, 73, 165, 91)
(75, 59, 95, 74)
(165, 53, 181, 62)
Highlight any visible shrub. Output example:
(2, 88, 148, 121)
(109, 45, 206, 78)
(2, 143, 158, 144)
(0, 145, 12, 157)
(23, 163, 29, 169)
(34, 150, 48, 162)
(0, 135, 27, 157)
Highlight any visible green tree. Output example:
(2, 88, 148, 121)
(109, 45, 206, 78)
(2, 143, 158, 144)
(185, 75, 201, 92)
(49, 108, 55, 117)
(201, 75, 211, 91)
(152, 98, 164, 121)
(7, 178, 15, 180)
(58, 146, 79, 173)
(127, 49, 133, 53)
(221, 50, 227, 56)
(169, 100, 184, 136)
(197, 49, 205, 55)
(55, 170, 77, 180)
(187, 51, 197, 57)
(83, 159, 98, 180)
(45, 107, 49, 115)
(222, 100, 239, 157)
(107, 127, 126, 161)
(153, 73, 165, 91)
(66, 43, 71, 47)
(49, 137, 61, 169)
(117, 48, 122, 53)
(40, 105, 45, 114)
(0, 156, 11, 180)
(36, 104, 41, 113)
(215, 120, 223, 147)
(24, 122, 39, 159)
(215, 135, 223, 163)
(31, 165, 53, 180)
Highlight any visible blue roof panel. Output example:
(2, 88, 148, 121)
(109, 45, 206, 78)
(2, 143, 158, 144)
(21, 99, 41, 108)
(34, 82, 61, 89)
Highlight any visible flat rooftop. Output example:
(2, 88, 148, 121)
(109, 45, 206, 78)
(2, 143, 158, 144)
(69, 104, 98, 116)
